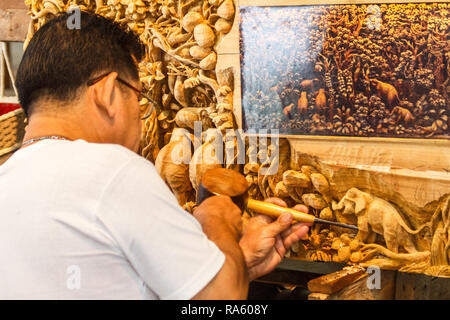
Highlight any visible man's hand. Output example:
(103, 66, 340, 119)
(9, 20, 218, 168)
(193, 195, 243, 240)
(239, 198, 311, 281)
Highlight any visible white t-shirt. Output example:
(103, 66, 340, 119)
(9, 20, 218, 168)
(0, 139, 225, 299)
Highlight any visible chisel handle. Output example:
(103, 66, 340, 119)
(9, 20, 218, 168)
(247, 199, 315, 223)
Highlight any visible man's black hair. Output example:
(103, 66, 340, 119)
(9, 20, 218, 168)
(15, 11, 145, 116)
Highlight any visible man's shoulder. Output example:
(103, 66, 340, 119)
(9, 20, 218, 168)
(69, 139, 142, 164)
(52, 139, 154, 180)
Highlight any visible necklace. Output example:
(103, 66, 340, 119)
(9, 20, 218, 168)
(21, 136, 69, 148)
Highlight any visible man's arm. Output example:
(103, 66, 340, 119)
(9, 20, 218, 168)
(95, 157, 247, 300)
(191, 196, 249, 300)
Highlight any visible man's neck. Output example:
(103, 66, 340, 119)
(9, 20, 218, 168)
(23, 113, 96, 143)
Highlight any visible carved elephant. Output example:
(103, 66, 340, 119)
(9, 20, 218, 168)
(332, 188, 426, 253)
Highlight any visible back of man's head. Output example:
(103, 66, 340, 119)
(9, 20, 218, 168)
(15, 11, 144, 116)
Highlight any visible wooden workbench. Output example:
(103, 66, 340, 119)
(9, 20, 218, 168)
(257, 258, 450, 300)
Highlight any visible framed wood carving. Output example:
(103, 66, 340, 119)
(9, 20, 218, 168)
(239, 4, 448, 139)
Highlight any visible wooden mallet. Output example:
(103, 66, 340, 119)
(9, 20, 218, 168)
(197, 168, 358, 231)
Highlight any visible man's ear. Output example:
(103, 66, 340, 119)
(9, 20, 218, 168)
(91, 72, 118, 119)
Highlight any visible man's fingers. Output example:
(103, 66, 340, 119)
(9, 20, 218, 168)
(264, 197, 287, 208)
(283, 225, 310, 249)
(292, 204, 309, 214)
(252, 213, 273, 222)
(256, 198, 311, 239)
(264, 213, 293, 237)
(250, 198, 288, 226)
(274, 235, 286, 259)
(280, 223, 310, 239)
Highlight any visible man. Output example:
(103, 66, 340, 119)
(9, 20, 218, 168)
(0, 12, 310, 299)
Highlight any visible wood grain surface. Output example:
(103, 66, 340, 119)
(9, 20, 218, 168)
(0, 0, 29, 42)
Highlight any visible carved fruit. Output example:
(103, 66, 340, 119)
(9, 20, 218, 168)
(302, 193, 328, 210)
(215, 18, 232, 34)
(274, 181, 289, 198)
(174, 107, 206, 130)
(331, 238, 342, 250)
(338, 246, 351, 262)
(349, 239, 361, 251)
(319, 207, 334, 221)
(340, 233, 352, 245)
(282, 170, 311, 188)
(217, 0, 235, 20)
(190, 45, 211, 60)
(182, 11, 204, 33)
(350, 251, 361, 263)
(194, 23, 216, 48)
(310, 173, 330, 195)
(167, 31, 191, 47)
(301, 165, 318, 176)
(243, 163, 259, 175)
(200, 52, 217, 70)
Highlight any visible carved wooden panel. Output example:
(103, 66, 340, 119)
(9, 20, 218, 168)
(219, 0, 449, 276)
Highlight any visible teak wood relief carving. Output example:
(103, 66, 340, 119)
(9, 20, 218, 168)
(24, 0, 449, 277)
(239, 4, 449, 139)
